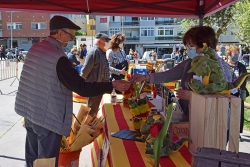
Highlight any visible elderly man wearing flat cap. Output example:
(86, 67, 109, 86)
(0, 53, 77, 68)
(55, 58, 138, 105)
(15, 16, 130, 167)
(81, 33, 111, 118)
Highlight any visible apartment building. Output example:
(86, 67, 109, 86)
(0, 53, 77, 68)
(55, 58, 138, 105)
(95, 16, 184, 56)
(0, 11, 50, 50)
(94, 16, 241, 57)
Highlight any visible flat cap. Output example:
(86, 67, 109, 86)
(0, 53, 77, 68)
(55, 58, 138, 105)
(95, 33, 111, 41)
(50, 15, 81, 31)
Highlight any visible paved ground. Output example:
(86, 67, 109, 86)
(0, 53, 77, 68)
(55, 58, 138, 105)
(0, 62, 250, 167)
(0, 63, 91, 167)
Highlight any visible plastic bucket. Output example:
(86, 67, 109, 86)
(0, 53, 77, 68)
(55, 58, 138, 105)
(58, 149, 81, 167)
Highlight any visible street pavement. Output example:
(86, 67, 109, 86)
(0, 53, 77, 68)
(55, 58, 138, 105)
(0, 62, 250, 167)
(0, 63, 91, 167)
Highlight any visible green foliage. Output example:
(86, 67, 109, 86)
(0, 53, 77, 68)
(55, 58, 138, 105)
(153, 104, 173, 167)
(233, 0, 250, 46)
(75, 30, 86, 36)
(180, 6, 236, 39)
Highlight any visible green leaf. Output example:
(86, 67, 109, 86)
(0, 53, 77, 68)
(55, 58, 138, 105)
(152, 103, 173, 167)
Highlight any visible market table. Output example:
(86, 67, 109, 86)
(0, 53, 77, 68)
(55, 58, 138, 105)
(91, 94, 192, 167)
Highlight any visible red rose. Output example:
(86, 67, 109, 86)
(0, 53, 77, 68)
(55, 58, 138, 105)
(126, 74, 131, 79)
(149, 123, 163, 138)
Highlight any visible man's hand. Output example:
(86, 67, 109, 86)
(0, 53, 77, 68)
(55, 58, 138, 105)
(120, 67, 126, 75)
(176, 89, 191, 100)
(112, 80, 131, 92)
(130, 74, 149, 82)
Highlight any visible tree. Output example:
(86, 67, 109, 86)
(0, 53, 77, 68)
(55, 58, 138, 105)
(180, 6, 236, 39)
(75, 30, 86, 36)
(232, 0, 250, 46)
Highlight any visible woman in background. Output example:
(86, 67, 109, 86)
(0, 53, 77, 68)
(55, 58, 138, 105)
(225, 46, 249, 134)
(106, 33, 129, 81)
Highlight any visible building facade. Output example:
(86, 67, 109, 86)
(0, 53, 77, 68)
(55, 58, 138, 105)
(1, 11, 50, 50)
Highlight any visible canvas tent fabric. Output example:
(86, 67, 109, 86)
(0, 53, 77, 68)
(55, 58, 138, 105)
(0, 0, 238, 18)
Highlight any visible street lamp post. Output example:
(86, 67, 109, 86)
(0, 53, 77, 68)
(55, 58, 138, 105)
(10, 11, 13, 48)
(91, 19, 94, 47)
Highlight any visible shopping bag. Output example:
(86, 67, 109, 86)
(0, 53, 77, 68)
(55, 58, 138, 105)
(33, 158, 55, 167)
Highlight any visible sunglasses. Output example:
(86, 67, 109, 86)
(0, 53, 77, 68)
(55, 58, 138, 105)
(61, 29, 75, 40)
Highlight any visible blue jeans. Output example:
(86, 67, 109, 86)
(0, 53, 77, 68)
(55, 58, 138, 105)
(24, 119, 62, 167)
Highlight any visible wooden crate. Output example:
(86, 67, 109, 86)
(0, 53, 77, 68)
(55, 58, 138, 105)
(192, 147, 250, 167)
(189, 92, 241, 153)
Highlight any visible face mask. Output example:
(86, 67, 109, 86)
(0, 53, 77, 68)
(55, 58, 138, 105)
(187, 47, 198, 59)
(119, 43, 123, 49)
(57, 39, 74, 47)
(104, 42, 109, 50)
(230, 55, 239, 62)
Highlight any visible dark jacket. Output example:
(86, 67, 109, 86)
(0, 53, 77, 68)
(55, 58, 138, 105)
(233, 62, 249, 97)
(67, 52, 80, 66)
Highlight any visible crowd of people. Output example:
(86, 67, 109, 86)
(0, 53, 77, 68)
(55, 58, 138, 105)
(0, 46, 24, 61)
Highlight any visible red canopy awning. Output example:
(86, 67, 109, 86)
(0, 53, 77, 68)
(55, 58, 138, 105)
(0, 0, 238, 18)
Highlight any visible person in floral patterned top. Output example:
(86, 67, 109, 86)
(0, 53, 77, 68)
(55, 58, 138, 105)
(106, 33, 129, 82)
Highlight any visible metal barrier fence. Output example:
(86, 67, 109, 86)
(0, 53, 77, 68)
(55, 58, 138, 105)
(0, 59, 18, 94)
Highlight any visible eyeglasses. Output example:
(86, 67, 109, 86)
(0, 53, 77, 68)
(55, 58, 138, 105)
(61, 29, 75, 40)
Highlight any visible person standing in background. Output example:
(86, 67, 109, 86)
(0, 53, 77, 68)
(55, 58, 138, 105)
(225, 46, 249, 135)
(81, 33, 111, 117)
(0, 45, 6, 60)
(79, 43, 87, 59)
(106, 33, 128, 81)
(67, 47, 81, 67)
(15, 47, 20, 61)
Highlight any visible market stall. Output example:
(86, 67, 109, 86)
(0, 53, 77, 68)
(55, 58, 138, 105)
(91, 94, 192, 167)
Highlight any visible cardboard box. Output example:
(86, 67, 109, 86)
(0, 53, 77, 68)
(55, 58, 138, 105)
(169, 110, 189, 137)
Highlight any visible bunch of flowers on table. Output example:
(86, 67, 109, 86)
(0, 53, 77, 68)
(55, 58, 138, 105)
(127, 82, 154, 130)
(140, 104, 191, 167)
(60, 105, 105, 153)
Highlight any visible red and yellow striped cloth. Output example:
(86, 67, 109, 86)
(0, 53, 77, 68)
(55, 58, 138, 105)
(91, 95, 191, 167)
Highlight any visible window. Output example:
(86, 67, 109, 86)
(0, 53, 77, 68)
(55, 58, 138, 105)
(165, 29, 173, 35)
(0, 24, 2, 30)
(100, 17, 107, 23)
(140, 27, 154, 36)
(40, 23, 46, 29)
(90, 25, 96, 30)
(100, 31, 108, 35)
(15, 23, 22, 30)
(7, 23, 22, 30)
(157, 27, 173, 36)
(81, 38, 86, 41)
(31, 22, 47, 30)
(140, 17, 154, 20)
(75, 15, 85, 19)
(158, 27, 164, 36)
(109, 28, 120, 36)
(21, 40, 28, 45)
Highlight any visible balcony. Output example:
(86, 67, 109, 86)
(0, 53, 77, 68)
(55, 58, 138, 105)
(126, 36, 139, 42)
(155, 36, 182, 41)
(155, 19, 181, 25)
(123, 21, 140, 26)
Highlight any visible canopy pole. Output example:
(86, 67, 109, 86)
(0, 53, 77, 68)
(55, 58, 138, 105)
(199, 15, 204, 26)
(199, 0, 204, 26)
